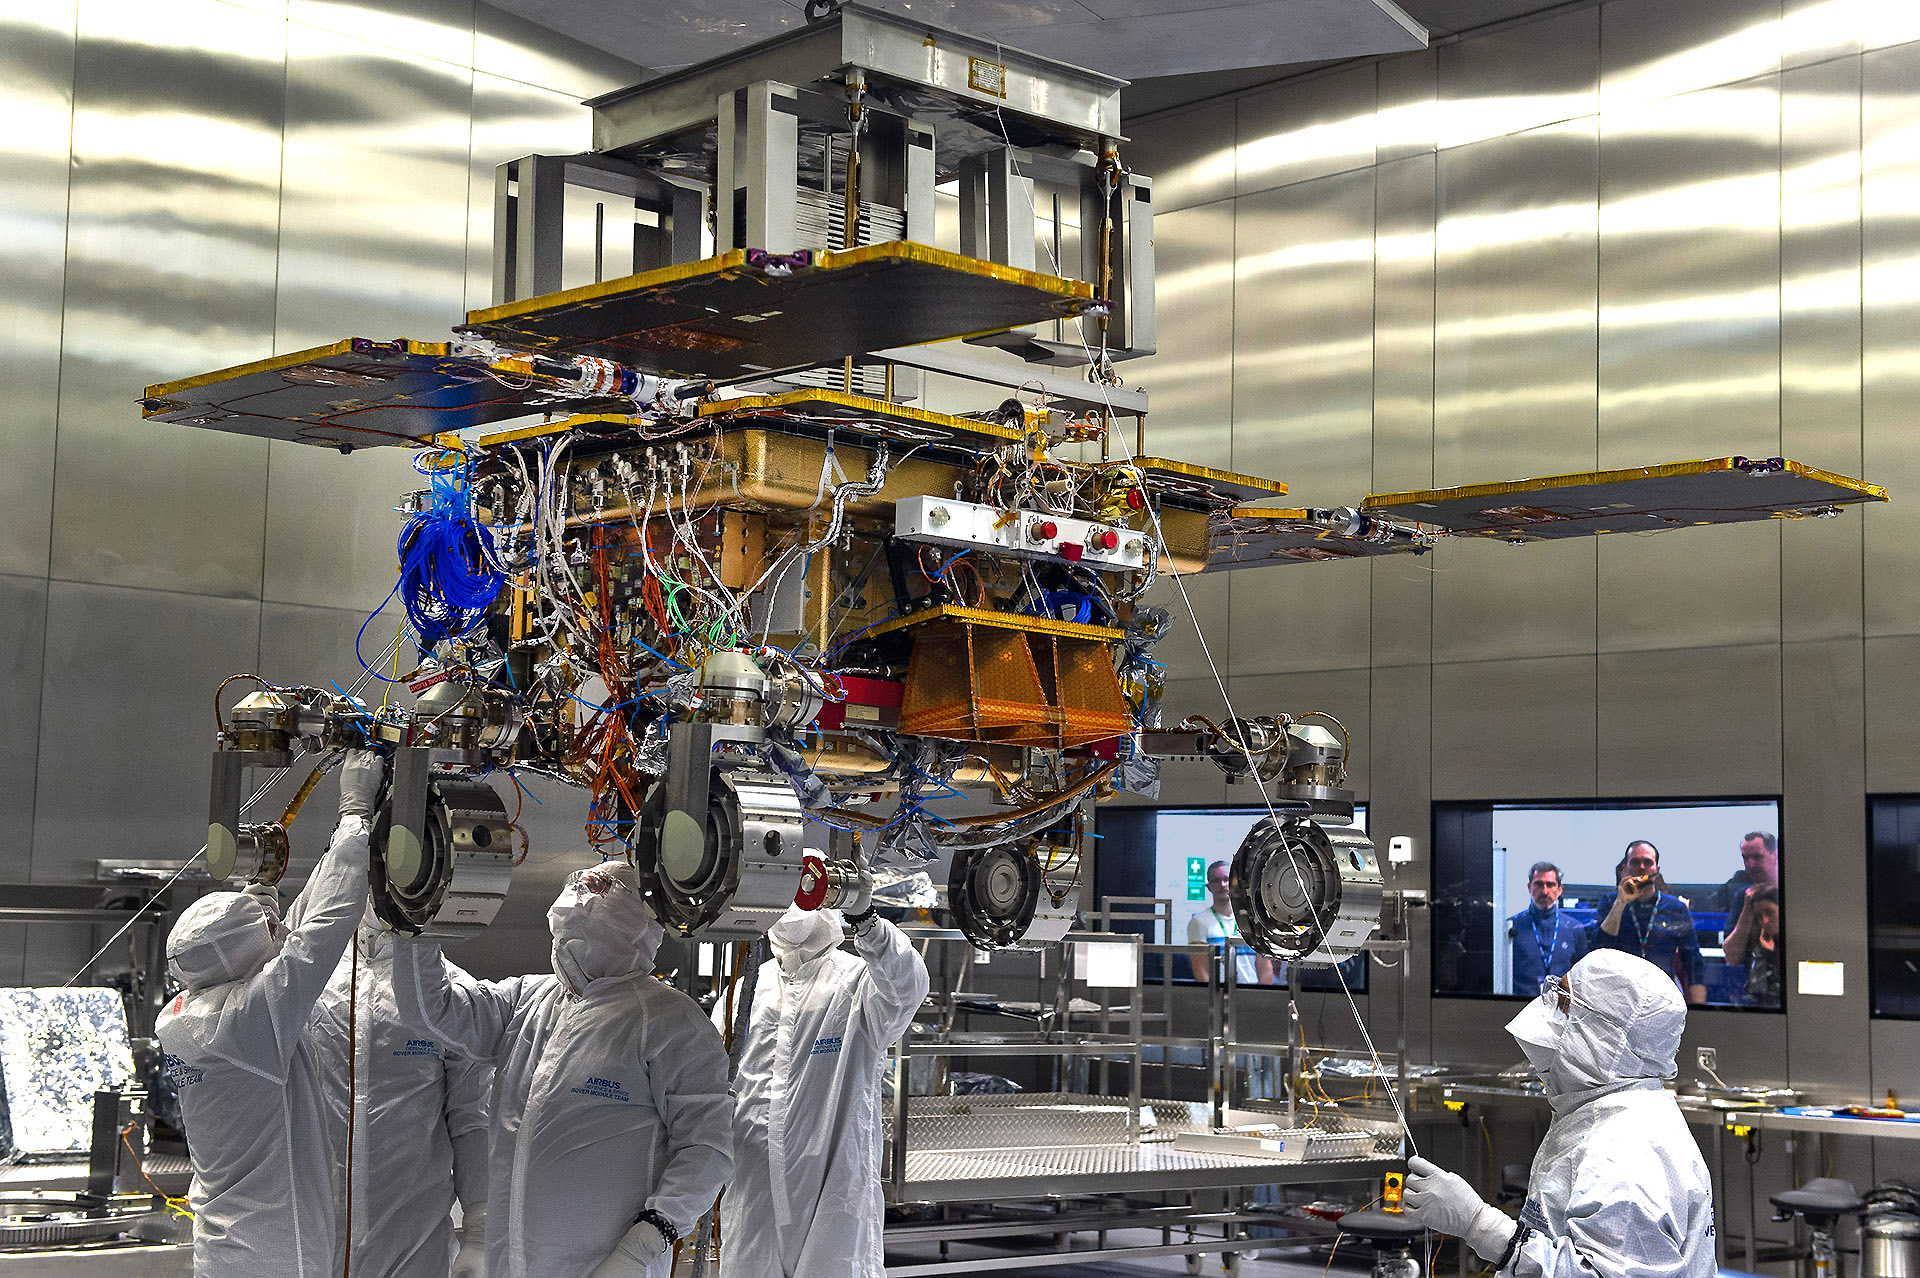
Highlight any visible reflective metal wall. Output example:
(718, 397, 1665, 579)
(0, 0, 638, 987)
(1127, 0, 1920, 1182)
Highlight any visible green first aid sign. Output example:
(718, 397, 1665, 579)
(1186, 857, 1207, 901)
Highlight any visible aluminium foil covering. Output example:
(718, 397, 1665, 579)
(0, 988, 135, 1161)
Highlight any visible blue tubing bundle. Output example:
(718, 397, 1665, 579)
(398, 457, 505, 647)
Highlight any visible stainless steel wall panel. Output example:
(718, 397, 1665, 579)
(1781, 638, 1871, 1100)
(1595, 78, 1781, 655)
(1428, 105, 1605, 660)
(466, 71, 595, 311)
(1782, 0, 1861, 68)
(1372, 155, 1434, 667)
(1131, 202, 1234, 469)
(1599, 0, 1780, 112)
(32, 582, 261, 885)
(1372, 155, 1435, 495)
(1230, 171, 1375, 675)
(1376, 48, 1435, 163)
(1862, 42, 1920, 638)
(1781, 57, 1864, 645)
(1235, 63, 1377, 196)
(1436, 118, 1597, 660)
(0, 576, 51, 918)
(1430, 655, 1597, 799)
(473, 1, 641, 99)
(1595, 644, 1783, 796)
(0, 1, 74, 582)
(1432, 533, 1597, 665)
(51, 0, 284, 599)
(1142, 570, 1229, 686)
(265, 26, 473, 613)
(1863, 3, 1920, 53)
(1228, 668, 1372, 797)
(1434, 6, 1597, 152)
(290, 0, 475, 65)
(1121, 100, 1235, 213)
(1432, 118, 1597, 486)
(1864, 635, 1920, 792)
(1596, 80, 1781, 467)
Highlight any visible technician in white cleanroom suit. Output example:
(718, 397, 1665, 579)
(1401, 949, 1715, 1278)
(156, 749, 385, 1278)
(719, 879, 930, 1277)
(309, 906, 494, 1277)
(391, 860, 733, 1278)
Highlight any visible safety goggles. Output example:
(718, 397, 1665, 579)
(1536, 975, 1629, 1030)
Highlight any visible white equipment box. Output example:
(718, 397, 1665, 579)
(894, 495, 1149, 574)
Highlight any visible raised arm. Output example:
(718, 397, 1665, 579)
(851, 913, 930, 1045)
(440, 960, 494, 1207)
(389, 938, 525, 1066)
(233, 750, 384, 1068)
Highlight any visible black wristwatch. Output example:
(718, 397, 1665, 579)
(634, 1207, 679, 1246)
(1494, 1222, 1530, 1271)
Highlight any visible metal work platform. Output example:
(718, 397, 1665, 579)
(885, 1094, 1397, 1204)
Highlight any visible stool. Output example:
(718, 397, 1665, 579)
(1771, 1178, 1866, 1278)
(1340, 1208, 1429, 1278)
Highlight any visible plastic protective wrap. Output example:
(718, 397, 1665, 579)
(0, 988, 135, 1161)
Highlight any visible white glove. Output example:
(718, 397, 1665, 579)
(241, 881, 282, 920)
(588, 1220, 668, 1278)
(1403, 1155, 1517, 1263)
(451, 1201, 486, 1278)
(843, 855, 876, 918)
(338, 748, 385, 821)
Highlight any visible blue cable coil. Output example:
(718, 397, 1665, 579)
(398, 455, 505, 648)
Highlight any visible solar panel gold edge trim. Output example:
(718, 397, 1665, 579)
(143, 338, 453, 404)
(1360, 456, 1888, 512)
(462, 241, 1096, 329)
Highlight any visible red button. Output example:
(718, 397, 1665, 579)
(1030, 519, 1058, 541)
(1126, 489, 1145, 510)
(1090, 529, 1119, 552)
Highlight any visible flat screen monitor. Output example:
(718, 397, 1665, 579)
(1096, 804, 1368, 992)
(1430, 798, 1783, 1011)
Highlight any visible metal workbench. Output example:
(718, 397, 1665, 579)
(886, 1094, 1399, 1203)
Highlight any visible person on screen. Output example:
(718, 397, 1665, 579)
(1185, 861, 1275, 985)
(1508, 861, 1588, 995)
(1592, 841, 1707, 1005)
(1727, 886, 1782, 1006)
(1720, 832, 1780, 979)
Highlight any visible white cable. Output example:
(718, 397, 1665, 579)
(990, 99, 1418, 1152)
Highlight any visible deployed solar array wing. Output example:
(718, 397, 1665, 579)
(141, 338, 630, 449)
(1364, 457, 1886, 542)
(1123, 458, 1288, 510)
(460, 242, 1099, 381)
(1206, 507, 1432, 570)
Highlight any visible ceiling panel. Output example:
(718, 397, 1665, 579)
(480, 0, 1430, 81)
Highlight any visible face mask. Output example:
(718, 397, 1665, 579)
(768, 906, 842, 973)
(547, 863, 661, 994)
